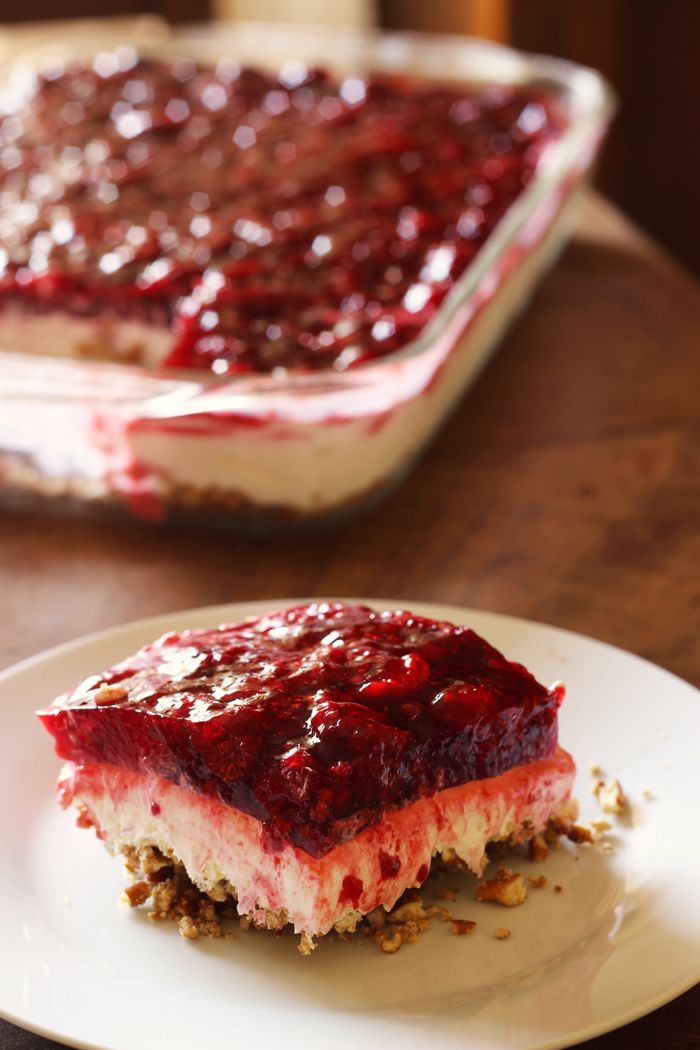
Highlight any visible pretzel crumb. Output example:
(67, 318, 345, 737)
(554, 884, 563, 894)
(93, 684, 128, 705)
(425, 905, 452, 922)
(123, 880, 150, 907)
(567, 824, 595, 844)
(387, 899, 428, 924)
(528, 875, 548, 889)
(494, 927, 511, 940)
(528, 833, 549, 862)
(298, 932, 316, 956)
(476, 868, 527, 907)
(365, 893, 435, 952)
(592, 777, 627, 815)
(178, 915, 199, 940)
(450, 918, 477, 936)
(374, 927, 404, 954)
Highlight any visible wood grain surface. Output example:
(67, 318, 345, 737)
(1, 193, 698, 1049)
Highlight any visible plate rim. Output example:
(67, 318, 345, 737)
(2, 595, 698, 700)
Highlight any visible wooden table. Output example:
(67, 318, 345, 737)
(1, 194, 698, 1049)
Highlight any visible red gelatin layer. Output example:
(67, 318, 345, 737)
(37, 602, 564, 856)
(0, 56, 566, 374)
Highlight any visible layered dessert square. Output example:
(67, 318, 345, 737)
(38, 601, 577, 953)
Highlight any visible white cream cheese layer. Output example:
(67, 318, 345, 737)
(58, 747, 576, 936)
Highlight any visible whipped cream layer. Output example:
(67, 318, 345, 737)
(58, 746, 576, 937)
(0, 308, 171, 368)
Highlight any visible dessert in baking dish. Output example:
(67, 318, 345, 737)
(38, 601, 577, 953)
(0, 53, 564, 373)
(0, 37, 610, 527)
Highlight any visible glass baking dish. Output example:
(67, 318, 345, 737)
(0, 22, 614, 532)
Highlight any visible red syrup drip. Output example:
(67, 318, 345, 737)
(379, 851, 402, 879)
(339, 874, 364, 908)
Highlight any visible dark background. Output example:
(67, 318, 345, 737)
(381, 0, 700, 275)
(2, 0, 698, 272)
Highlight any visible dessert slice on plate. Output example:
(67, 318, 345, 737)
(37, 601, 577, 953)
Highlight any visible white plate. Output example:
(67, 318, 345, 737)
(1, 599, 698, 1050)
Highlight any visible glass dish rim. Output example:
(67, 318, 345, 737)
(0, 21, 617, 398)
